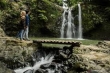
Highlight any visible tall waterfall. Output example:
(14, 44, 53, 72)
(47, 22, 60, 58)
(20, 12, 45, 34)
(60, 0, 83, 39)
(67, 8, 76, 38)
(60, 9, 67, 38)
(60, 0, 75, 38)
(67, 8, 72, 38)
(78, 3, 83, 39)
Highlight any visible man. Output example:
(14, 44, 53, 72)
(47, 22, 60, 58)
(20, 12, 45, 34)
(23, 10, 30, 41)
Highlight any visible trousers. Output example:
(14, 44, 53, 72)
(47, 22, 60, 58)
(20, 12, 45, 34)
(23, 26, 29, 39)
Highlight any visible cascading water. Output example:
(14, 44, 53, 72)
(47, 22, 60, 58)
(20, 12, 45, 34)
(60, 0, 82, 39)
(60, 9, 67, 38)
(13, 47, 73, 73)
(60, 0, 75, 38)
(60, 0, 68, 38)
(78, 3, 83, 39)
(14, 54, 54, 73)
(67, 8, 72, 38)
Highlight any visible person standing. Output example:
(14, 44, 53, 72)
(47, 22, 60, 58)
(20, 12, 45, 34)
(17, 10, 26, 41)
(23, 10, 30, 41)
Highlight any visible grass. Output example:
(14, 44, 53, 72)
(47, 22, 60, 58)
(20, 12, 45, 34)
(30, 37, 100, 45)
(76, 39, 99, 45)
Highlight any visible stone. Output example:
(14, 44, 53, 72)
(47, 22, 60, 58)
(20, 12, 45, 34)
(0, 27, 5, 37)
(0, 62, 14, 73)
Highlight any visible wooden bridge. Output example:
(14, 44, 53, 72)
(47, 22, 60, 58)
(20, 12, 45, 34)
(33, 39, 81, 47)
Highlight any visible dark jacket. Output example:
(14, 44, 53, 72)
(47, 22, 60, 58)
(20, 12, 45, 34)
(19, 19, 25, 30)
(25, 14, 30, 26)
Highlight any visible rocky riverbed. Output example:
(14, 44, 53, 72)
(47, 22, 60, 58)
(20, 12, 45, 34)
(71, 41, 110, 73)
(0, 37, 110, 73)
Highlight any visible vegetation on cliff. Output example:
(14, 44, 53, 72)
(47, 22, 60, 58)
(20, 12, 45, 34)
(0, 0, 110, 40)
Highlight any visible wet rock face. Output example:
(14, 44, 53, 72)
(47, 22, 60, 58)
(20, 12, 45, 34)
(0, 62, 14, 73)
(30, 46, 74, 73)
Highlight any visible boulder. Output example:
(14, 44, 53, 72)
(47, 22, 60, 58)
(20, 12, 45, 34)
(0, 27, 5, 37)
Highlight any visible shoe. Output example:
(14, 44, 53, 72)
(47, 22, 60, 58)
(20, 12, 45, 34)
(26, 39, 30, 41)
(20, 39, 25, 42)
(23, 38, 26, 40)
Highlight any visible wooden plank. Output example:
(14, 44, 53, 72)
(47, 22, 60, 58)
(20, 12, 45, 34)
(33, 39, 81, 47)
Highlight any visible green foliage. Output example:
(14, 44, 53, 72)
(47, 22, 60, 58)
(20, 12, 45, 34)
(38, 13, 48, 22)
(37, 9, 48, 22)
(67, 0, 82, 7)
(1, 2, 20, 36)
(82, 5, 103, 32)
(49, 0, 62, 5)
(1, 0, 110, 40)
(37, 0, 56, 23)
(28, 0, 62, 37)
(0, 10, 4, 22)
(0, 0, 8, 9)
(81, 1, 110, 39)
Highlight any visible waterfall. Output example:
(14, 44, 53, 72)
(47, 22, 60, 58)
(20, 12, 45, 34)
(60, 1, 83, 39)
(60, 9, 66, 38)
(60, 0, 68, 38)
(78, 4, 83, 39)
(60, 0, 76, 39)
(66, 8, 72, 38)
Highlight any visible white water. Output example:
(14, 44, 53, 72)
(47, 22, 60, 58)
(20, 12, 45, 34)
(67, 8, 72, 38)
(60, 1, 83, 39)
(60, 9, 67, 38)
(14, 54, 54, 73)
(60, 0, 68, 38)
(78, 4, 83, 39)
(60, 0, 75, 38)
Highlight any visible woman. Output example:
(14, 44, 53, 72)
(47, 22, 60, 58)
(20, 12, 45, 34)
(17, 11, 26, 41)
